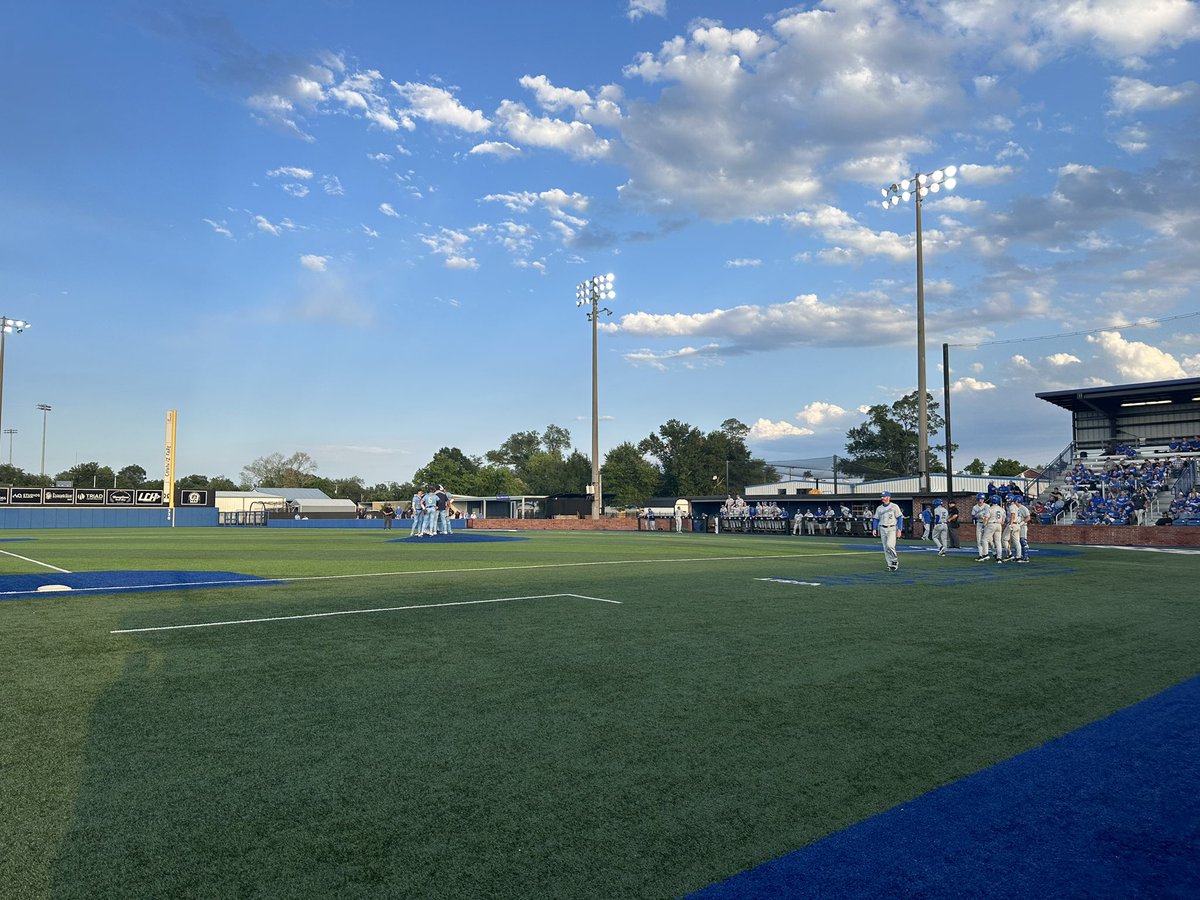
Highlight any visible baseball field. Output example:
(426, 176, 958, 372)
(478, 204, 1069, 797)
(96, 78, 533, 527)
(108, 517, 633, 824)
(1, 527, 1196, 898)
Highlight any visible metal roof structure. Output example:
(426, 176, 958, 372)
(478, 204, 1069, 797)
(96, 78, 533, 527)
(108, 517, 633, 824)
(1035, 377, 1200, 413)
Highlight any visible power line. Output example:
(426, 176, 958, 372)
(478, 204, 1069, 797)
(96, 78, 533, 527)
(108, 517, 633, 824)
(948, 311, 1200, 349)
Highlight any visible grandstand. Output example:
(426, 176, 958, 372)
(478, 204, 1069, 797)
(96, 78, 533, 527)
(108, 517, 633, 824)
(1036, 377, 1200, 526)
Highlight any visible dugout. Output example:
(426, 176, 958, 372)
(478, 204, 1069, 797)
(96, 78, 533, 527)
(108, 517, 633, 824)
(1036, 377, 1200, 454)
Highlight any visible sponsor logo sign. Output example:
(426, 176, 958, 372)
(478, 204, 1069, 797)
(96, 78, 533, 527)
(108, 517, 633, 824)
(44, 488, 76, 505)
(135, 490, 166, 506)
(12, 488, 44, 504)
(176, 490, 209, 506)
(106, 489, 134, 505)
(76, 489, 107, 505)
(0, 487, 9, 504)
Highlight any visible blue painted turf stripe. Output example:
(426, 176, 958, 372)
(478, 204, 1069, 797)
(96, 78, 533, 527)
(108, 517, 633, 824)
(690, 675, 1200, 899)
(0, 570, 280, 599)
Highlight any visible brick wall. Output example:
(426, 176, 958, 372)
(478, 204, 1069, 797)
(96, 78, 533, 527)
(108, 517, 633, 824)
(1028, 524, 1200, 547)
(467, 517, 1200, 546)
(468, 517, 640, 532)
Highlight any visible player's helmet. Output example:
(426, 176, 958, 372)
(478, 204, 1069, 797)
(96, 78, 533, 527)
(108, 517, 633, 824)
(976, 493, 985, 500)
(933, 498, 942, 505)
(990, 495, 1000, 503)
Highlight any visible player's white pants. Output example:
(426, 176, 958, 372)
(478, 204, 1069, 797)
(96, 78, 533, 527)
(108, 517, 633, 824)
(984, 523, 1003, 558)
(1003, 525, 1021, 559)
(975, 523, 987, 556)
(932, 523, 948, 552)
(877, 525, 899, 567)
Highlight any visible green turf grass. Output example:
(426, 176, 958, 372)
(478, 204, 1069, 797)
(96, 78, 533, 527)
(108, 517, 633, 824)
(1, 529, 1196, 898)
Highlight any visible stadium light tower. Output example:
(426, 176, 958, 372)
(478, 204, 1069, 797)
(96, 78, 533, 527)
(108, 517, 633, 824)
(0, 316, 31, 439)
(3, 428, 15, 465)
(880, 165, 958, 494)
(576, 273, 615, 520)
(37, 403, 51, 478)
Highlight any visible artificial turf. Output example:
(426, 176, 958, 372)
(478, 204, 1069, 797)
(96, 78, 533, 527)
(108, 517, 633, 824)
(0, 528, 1195, 898)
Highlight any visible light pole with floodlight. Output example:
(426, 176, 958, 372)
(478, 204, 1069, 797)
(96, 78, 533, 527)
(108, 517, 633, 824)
(880, 165, 958, 494)
(37, 403, 51, 478)
(3, 428, 15, 465)
(576, 273, 615, 520)
(0, 317, 31, 439)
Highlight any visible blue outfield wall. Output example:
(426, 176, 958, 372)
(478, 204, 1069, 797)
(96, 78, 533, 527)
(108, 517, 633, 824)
(0, 508, 218, 529)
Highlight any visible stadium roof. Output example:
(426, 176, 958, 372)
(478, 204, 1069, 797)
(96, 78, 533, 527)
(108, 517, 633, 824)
(1035, 377, 1200, 414)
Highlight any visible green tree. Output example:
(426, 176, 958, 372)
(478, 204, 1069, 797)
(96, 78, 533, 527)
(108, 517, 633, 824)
(412, 447, 480, 491)
(485, 430, 542, 471)
(240, 451, 318, 489)
(0, 463, 30, 485)
(117, 464, 148, 487)
(962, 458, 986, 476)
(842, 392, 951, 478)
(989, 457, 1026, 477)
(55, 462, 116, 488)
(542, 424, 572, 456)
(601, 442, 660, 507)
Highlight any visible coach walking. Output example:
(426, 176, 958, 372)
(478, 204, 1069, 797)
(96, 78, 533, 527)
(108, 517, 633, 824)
(872, 491, 904, 572)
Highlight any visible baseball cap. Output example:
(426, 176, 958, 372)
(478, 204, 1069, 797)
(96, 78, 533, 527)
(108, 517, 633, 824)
(977, 493, 985, 500)
(990, 495, 1000, 503)
(881, 490, 891, 498)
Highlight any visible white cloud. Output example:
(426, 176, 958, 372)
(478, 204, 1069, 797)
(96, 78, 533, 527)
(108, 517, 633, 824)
(494, 100, 612, 159)
(322, 175, 344, 195)
(952, 376, 997, 392)
(749, 418, 815, 440)
(203, 218, 233, 239)
(283, 183, 310, 198)
(725, 258, 762, 268)
(268, 166, 314, 180)
(469, 141, 522, 159)
(518, 75, 592, 113)
(624, 344, 723, 370)
(361, 224, 379, 238)
(392, 82, 489, 133)
(378, 202, 399, 218)
(1108, 75, 1198, 113)
(606, 291, 912, 352)
(1087, 331, 1188, 380)
(957, 164, 1016, 185)
(627, 0, 666, 20)
(1045, 353, 1081, 366)
(254, 214, 296, 236)
(300, 254, 328, 272)
(795, 401, 849, 426)
(420, 227, 478, 270)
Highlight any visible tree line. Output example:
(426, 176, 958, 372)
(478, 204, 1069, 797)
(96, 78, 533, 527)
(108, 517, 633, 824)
(3, 396, 1032, 503)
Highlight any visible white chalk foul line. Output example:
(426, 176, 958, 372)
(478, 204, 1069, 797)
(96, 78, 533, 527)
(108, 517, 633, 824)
(0, 548, 71, 573)
(110, 593, 620, 634)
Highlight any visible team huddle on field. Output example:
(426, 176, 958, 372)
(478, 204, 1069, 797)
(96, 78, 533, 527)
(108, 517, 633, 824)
(870, 491, 1032, 572)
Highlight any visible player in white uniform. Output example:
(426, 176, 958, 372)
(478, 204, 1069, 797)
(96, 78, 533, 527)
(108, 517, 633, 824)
(971, 493, 990, 561)
(1001, 496, 1021, 561)
(984, 495, 1007, 563)
(1010, 495, 1031, 562)
(871, 491, 905, 572)
(931, 498, 949, 556)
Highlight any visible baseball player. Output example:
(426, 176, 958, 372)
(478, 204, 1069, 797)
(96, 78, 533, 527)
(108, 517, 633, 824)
(1010, 495, 1032, 562)
(931, 498, 949, 556)
(871, 491, 905, 572)
(985, 495, 1007, 563)
(971, 493, 990, 561)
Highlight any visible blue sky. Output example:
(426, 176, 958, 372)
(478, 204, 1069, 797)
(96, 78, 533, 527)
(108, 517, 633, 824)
(3, 0, 1199, 485)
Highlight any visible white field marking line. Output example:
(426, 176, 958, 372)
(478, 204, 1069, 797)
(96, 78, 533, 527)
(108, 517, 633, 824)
(110, 593, 620, 634)
(0, 548, 72, 573)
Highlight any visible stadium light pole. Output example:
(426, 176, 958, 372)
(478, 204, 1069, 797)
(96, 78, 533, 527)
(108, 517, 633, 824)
(3, 428, 15, 465)
(0, 316, 32, 440)
(576, 273, 615, 520)
(37, 403, 51, 478)
(880, 166, 958, 494)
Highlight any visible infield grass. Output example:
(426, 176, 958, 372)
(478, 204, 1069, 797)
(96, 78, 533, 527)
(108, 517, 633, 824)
(1, 528, 1196, 898)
